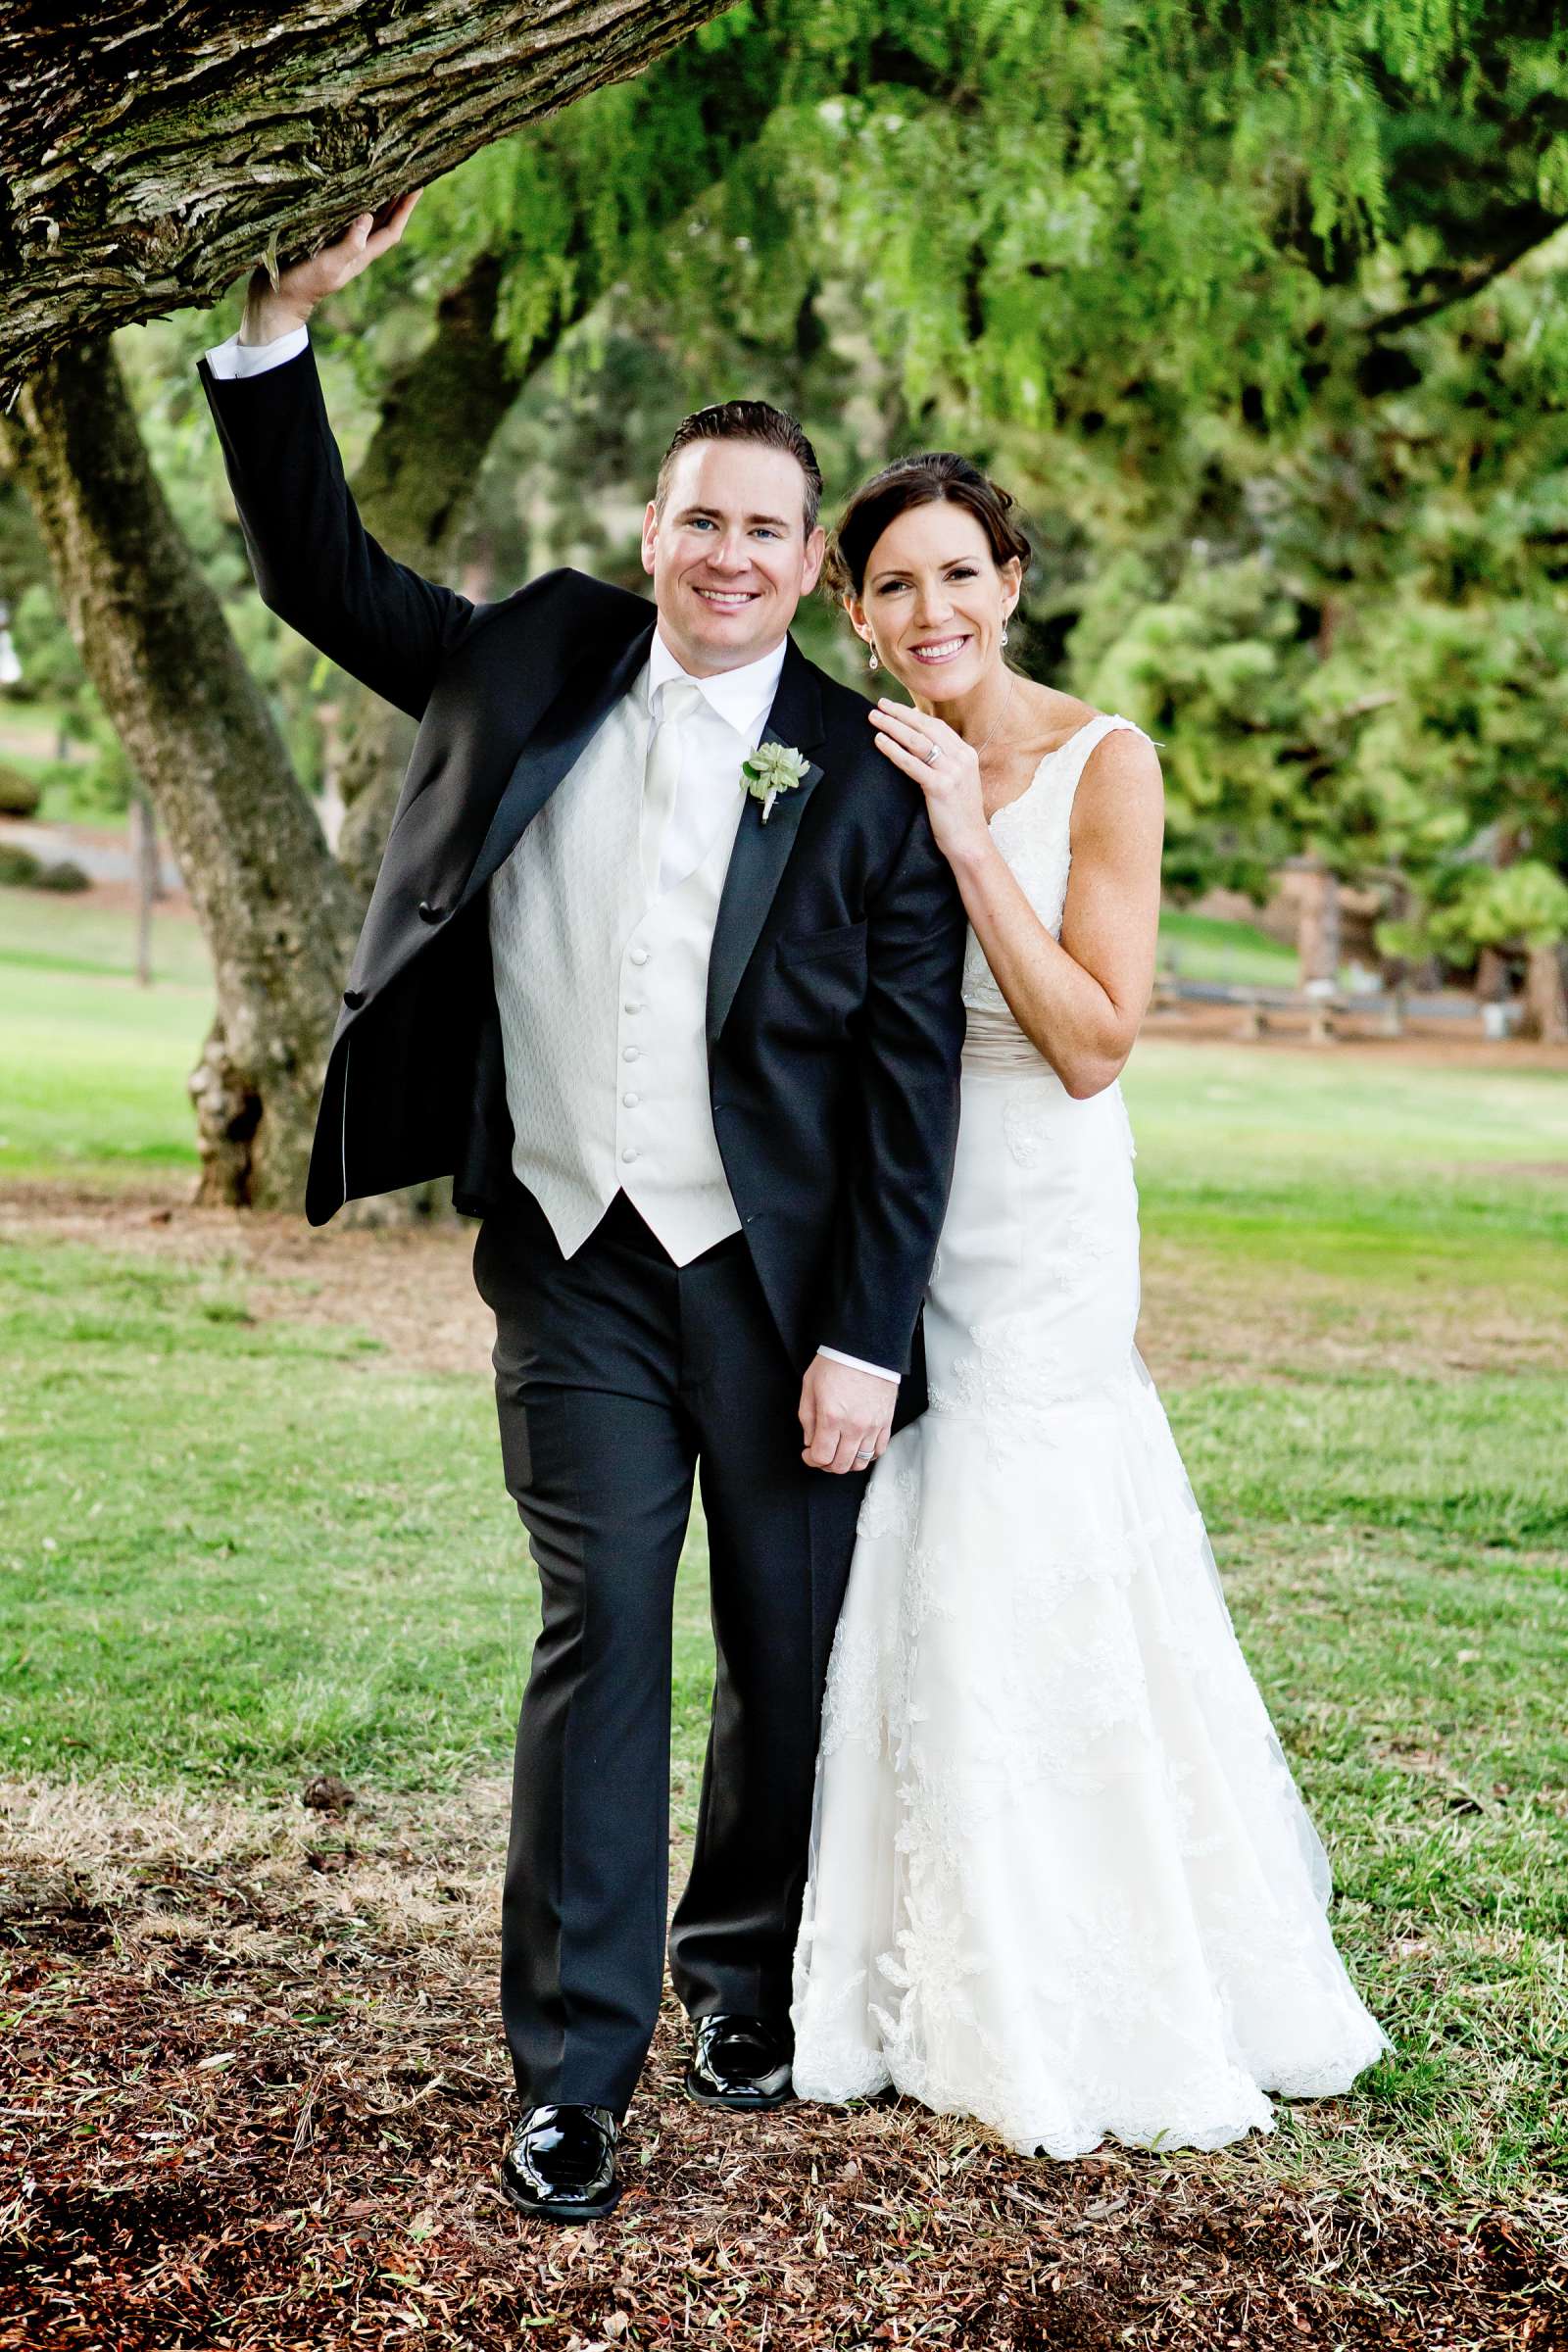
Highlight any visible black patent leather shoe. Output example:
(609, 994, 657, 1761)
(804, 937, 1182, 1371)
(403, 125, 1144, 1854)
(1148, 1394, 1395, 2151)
(501, 2103, 620, 2222)
(685, 2013, 795, 2110)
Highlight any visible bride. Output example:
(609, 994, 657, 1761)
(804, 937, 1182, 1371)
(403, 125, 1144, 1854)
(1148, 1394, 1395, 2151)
(789, 453, 1388, 2158)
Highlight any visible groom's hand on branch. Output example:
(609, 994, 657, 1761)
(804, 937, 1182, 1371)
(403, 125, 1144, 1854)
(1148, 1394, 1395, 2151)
(239, 190, 423, 345)
(799, 1358, 895, 1476)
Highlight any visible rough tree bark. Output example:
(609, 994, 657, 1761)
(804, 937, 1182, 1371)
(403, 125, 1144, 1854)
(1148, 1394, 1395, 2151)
(0, 339, 361, 1208)
(0, 0, 733, 396)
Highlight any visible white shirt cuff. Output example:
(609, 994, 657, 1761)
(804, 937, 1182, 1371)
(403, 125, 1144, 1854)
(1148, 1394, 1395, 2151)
(815, 1345, 900, 1385)
(204, 324, 310, 380)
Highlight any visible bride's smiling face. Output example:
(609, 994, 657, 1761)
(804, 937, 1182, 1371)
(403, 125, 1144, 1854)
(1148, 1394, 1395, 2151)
(850, 501, 1020, 705)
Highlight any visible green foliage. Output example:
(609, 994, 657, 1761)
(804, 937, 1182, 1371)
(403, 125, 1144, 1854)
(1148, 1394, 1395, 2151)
(29, 857, 90, 894)
(0, 760, 39, 815)
(12, 0, 1566, 926)
(1072, 556, 1314, 901)
(7, 580, 89, 710)
(1382, 858, 1568, 967)
(1442, 861, 1568, 953)
(2, 578, 141, 815)
(1054, 243, 1568, 919)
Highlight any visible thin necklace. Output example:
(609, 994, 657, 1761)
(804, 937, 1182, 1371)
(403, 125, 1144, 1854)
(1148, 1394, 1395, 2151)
(971, 667, 1015, 761)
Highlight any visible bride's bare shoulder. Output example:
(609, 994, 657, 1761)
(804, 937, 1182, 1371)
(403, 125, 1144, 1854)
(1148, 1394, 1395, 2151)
(1071, 718, 1165, 863)
(1011, 682, 1102, 763)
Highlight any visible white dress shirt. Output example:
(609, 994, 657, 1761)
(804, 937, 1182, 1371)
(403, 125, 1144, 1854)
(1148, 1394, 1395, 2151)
(644, 629, 781, 891)
(202, 326, 900, 1393)
(205, 323, 311, 379)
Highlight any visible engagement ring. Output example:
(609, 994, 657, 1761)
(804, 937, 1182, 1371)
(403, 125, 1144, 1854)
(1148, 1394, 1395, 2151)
(925, 744, 941, 766)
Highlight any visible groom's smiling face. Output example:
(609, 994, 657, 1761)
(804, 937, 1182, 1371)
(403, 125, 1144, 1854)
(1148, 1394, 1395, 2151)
(642, 440, 825, 677)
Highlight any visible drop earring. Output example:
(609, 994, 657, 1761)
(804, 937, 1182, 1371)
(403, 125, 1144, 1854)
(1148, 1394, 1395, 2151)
(866, 643, 880, 673)
(1001, 619, 1011, 648)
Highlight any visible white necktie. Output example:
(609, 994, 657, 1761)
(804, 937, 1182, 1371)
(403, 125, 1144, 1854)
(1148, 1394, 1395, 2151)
(641, 678, 706, 899)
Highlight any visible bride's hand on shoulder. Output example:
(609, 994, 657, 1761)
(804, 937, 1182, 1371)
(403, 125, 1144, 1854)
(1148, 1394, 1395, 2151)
(868, 701, 991, 871)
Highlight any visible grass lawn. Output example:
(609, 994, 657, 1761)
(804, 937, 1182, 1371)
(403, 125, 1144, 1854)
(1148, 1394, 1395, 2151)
(1158, 906, 1299, 987)
(0, 880, 214, 990)
(2, 924, 1566, 2341)
(0, 885, 213, 1182)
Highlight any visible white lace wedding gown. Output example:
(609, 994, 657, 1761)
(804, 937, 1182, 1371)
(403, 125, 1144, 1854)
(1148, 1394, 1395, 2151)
(790, 713, 1388, 2158)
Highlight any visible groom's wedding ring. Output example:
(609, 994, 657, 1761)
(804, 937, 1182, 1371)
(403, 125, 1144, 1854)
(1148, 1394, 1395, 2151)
(855, 1447, 874, 1462)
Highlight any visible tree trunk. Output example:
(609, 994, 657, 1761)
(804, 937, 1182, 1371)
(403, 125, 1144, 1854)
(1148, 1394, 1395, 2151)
(0, 338, 360, 1208)
(1296, 860, 1342, 989)
(1475, 944, 1508, 1002)
(0, 0, 732, 395)
(1523, 942, 1568, 1046)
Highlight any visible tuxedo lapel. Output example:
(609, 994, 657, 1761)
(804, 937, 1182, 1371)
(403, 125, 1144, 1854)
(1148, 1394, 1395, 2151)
(463, 617, 656, 906)
(706, 640, 826, 1043)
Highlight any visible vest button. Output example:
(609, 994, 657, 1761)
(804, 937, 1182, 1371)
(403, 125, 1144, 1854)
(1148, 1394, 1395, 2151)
(621, 1147, 639, 1164)
(623, 1092, 640, 1107)
(623, 1000, 642, 1014)
(416, 899, 444, 923)
(342, 988, 366, 1009)
(629, 947, 650, 966)
(622, 1046, 640, 1062)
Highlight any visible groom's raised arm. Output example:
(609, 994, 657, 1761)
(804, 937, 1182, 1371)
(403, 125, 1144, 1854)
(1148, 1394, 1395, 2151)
(198, 196, 474, 720)
(820, 800, 966, 1376)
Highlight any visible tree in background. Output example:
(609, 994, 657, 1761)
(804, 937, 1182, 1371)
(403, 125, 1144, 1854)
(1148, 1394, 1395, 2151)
(6, 0, 1568, 1213)
(1063, 246, 1568, 1029)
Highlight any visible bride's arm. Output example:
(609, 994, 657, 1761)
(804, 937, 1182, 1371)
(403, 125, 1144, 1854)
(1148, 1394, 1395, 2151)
(870, 707, 1164, 1098)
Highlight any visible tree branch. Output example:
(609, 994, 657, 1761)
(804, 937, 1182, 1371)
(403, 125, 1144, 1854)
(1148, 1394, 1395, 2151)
(0, 0, 733, 394)
(1360, 211, 1566, 341)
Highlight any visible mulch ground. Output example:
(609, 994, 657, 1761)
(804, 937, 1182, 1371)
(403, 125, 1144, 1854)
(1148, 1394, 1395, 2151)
(2, 1782, 1563, 2352)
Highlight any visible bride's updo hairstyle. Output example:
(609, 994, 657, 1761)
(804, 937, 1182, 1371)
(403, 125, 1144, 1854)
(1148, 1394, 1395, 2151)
(825, 451, 1032, 600)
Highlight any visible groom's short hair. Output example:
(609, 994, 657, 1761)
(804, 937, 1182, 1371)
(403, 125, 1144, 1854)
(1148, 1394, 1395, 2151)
(657, 401, 823, 536)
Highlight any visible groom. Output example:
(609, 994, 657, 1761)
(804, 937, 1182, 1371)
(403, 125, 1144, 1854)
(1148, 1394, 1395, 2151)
(199, 198, 965, 2221)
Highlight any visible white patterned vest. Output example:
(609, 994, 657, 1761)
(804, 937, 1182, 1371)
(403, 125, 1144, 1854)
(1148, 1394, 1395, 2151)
(486, 666, 746, 1264)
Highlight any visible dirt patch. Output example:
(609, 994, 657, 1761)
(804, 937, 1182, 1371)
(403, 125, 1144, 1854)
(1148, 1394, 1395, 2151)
(1137, 1240, 1566, 1388)
(1141, 1001, 1568, 1069)
(1, 1779, 1563, 2352)
(0, 1190, 492, 1378)
(5, 1181, 1564, 1395)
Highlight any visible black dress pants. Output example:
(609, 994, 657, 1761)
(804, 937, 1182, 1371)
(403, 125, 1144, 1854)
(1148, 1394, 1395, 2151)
(472, 1185, 868, 2115)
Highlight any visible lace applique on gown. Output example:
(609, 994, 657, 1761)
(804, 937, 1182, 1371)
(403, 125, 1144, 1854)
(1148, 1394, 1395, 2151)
(790, 713, 1388, 2158)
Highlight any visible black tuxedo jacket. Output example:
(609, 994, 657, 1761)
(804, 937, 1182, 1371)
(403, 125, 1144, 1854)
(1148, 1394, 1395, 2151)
(200, 346, 966, 1406)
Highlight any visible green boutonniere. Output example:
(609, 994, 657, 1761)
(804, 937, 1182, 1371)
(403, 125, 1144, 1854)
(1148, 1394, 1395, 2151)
(741, 740, 812, 822)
